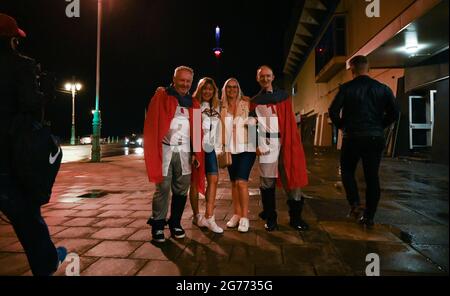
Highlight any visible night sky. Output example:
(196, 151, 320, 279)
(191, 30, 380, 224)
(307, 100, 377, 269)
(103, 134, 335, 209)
(1, 0, 295, 140)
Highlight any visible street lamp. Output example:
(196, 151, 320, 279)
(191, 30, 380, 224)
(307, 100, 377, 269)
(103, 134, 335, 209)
(65, 80, 82, 145)
(91, 0, 103, 162)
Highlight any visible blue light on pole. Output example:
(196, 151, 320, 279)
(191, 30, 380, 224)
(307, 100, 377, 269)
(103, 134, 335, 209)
(213, 26, 223, 58)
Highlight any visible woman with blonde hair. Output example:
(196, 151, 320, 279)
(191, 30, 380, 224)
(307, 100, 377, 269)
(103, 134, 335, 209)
(189, 77, 223, 233)
(220, 78, 257, 233)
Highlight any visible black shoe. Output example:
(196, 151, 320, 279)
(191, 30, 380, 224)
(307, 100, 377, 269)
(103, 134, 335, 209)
(149, 218, 166, 243)
(152, 229, 166, 243)
(347, 205, 363, 219)
(264, 217, 278, 232)
(169, 226, 185, 239)
(290, 218, 309, 231)
(358, 216, 374, 229)
(287, 199, 309, 231)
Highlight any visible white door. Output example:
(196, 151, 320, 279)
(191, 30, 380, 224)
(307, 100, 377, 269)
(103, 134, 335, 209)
(408, 90, 436, 149)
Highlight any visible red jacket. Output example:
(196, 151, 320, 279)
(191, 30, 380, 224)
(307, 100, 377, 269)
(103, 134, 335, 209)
(143, 88, 205, 194)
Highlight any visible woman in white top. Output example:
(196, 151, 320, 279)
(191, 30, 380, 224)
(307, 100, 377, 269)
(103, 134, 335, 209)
(189, 77, 223, 233)
(220, 78, 257, 233)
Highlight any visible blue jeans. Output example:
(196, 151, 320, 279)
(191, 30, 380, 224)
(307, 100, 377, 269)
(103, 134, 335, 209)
(205, 150, 218, 175)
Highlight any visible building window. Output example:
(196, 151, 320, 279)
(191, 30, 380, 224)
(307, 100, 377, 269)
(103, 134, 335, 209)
(315, 15, 347, 75)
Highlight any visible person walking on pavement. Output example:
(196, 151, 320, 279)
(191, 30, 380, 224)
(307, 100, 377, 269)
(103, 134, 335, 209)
(329, 55, 400, 228)
(144, 66, 205, 243)
(189, 77, 224, 234)
(221, 78, 257, 233)
(0, 13, 66, 275)
(251, 65, 309, 232)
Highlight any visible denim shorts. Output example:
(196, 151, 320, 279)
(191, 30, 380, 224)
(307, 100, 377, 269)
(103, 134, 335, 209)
(227, 152, 256, 181)
(205, 150, 218, 175)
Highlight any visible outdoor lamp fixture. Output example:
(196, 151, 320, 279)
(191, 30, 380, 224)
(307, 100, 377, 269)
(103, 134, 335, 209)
(65, 81, 83, 145)
(405, 30, 419, 54)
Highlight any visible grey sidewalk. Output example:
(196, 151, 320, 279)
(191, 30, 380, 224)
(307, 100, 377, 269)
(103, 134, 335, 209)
(0, 151, 448, 276)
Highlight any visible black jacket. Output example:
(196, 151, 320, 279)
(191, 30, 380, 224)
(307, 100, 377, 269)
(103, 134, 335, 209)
(0, 49, 44, 173)
(328, 75, 400, 138)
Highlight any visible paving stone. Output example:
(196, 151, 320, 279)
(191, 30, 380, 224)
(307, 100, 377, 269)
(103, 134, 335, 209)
(126, 219, 148, 228)
(82, 258, 146, 276)
(53, 227, 99, 239)
(98, 210, 134, 218)
(320, 221, 402, 242)
(136, 260, 198, 276)
(130, 241, 186, 260)
(0, 225, 16, 237)
(63, 218, 100, 227)
(127, 229, 150, 241)
(178, 242, 232, 263)
(0, 253, 30, 275)
(42, 209, 79, 217)
(333, 240, 445, 274)
(230, 245, 283, 265)
(90, 227, 138, 240)
(0, 237, 18, 250)
(99, 204, 131, 211)
(84, 241, 143, 258)
(196, 262, 254, 276)
(72, 204, 105, 210)
(54, 238, 102, 255)
(93, 218, 135, 228)
(255, 263, 316, 276)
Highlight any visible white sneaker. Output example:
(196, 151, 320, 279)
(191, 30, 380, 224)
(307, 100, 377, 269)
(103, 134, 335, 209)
(193, 214, 206, 228)
(226, 215, 240, 228)
(238, 217, 250, 233)
(203, 216, 224, 234)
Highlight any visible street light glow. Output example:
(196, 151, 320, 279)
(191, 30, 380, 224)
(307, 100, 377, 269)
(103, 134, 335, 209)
(65, 82, 83, 91)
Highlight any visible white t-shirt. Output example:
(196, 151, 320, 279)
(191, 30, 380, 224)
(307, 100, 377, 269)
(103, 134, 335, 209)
(162, 105, 191, 176)
(255, 104, 281, 178)
(201, 102, 222, 154)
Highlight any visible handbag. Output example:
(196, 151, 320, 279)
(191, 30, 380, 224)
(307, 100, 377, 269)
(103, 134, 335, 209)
(218, 150, 232, 168)
(218, 110, 232, 168)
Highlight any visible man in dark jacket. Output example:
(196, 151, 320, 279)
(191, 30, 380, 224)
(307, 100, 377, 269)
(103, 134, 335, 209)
(329, 55, 400, 228)
(0, 13, 66, 275)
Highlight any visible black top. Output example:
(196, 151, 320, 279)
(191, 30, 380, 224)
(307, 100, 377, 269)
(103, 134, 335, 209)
(0, 50, 43, 137)
(328, 75, 400, 138)
(0, 50, 44, 175)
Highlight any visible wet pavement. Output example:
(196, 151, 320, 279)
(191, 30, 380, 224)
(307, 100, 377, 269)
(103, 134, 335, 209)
(0, 149, 448, 276)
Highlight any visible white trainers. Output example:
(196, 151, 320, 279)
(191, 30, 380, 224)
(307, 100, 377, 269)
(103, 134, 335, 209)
(193, 214, 206, 228)
(203, 216, 224, 234)
(238, 217, 250, 233)
(226, 215, 240, 228)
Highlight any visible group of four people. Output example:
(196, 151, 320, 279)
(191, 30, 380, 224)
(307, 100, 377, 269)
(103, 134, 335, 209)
(143, 65, 310, 243)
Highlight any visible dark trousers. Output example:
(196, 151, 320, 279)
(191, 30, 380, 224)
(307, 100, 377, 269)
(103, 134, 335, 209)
(1, 172, 58, 276)
(340, 136, 385, 219)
